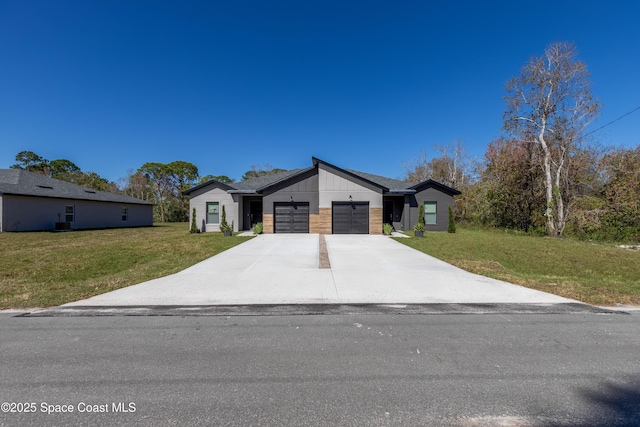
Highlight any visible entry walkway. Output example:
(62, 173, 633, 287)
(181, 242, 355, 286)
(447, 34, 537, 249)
(64, 235, 575, 306)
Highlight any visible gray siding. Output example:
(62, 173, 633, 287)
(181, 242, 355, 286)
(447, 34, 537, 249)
(263, 169, 319, 214)
(0, 195, 3, 232)
(318, 164, 382, 208)
(1, 194, 152, 232)
(188, 185, 239, 232)
(407, 187, 455, 232)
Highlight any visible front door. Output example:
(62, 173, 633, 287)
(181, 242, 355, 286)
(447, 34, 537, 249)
(250, 201, 263, 228)
(383, 200, 394, 225)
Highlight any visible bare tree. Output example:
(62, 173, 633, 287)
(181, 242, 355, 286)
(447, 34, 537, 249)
(504, 42, 600, 236)
(403, 140, 474, 187)
(402, 150, 430, 184)
(433, 138, 472, 187)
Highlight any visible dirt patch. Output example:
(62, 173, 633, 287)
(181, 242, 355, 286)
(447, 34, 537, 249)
(319, 234, 331, 269)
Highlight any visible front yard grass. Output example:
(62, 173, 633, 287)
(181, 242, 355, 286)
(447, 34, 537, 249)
(0, 223, 252, 309)
(396, 228, 640, 305)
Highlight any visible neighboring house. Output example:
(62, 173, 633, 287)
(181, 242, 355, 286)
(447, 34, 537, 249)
(184, 157, 460, 234)
(0, 169, 153, 232)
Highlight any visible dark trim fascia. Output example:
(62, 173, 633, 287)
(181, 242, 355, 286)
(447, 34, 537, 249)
(254, 166, 316, 192)
(182, 179, 236, 195)
(408, 179, 461, 196)
(227, 190, 260, 195)
(385, 189, 416, 195)
(312, 157, 389, 192)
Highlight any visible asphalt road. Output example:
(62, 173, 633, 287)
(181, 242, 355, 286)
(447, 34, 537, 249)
(1, 312, 639, 426)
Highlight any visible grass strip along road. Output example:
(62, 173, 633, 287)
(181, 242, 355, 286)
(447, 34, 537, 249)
(0, 223, 251, 309)
(1, 224, 638, 309)
(398, 228, 640, 306)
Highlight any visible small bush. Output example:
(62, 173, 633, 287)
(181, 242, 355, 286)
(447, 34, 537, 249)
(448, 206, 456, 233)
(220, 205, 231, 232)
(189, 208, 199, 233)
(383, 223, 393, 235)
(252, 222, 263, 235)
(417, 203, 425, 228)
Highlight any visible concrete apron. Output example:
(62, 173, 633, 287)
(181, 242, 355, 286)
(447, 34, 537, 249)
(64, 234, 575, 307)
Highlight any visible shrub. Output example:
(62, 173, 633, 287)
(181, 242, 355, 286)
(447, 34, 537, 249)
(383, 223, 393, 235)
(416, 203, 425, 230)
(220, 205, 231, 232)
(189, 208, 198, 233)
(252, 222, 263, 235)
(448, 206, 456, 233)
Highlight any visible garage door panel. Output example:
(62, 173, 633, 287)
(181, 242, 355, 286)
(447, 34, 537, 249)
(274, 202, 309, 233)
(332, 202, 369, 234)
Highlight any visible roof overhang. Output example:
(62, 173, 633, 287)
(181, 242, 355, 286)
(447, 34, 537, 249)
(409, 179, 461, 196)
(255, 166, 316, 192)
(386, 189, 416, 195)
(183, 179, 236, 195)
(227, 190, 260, 194)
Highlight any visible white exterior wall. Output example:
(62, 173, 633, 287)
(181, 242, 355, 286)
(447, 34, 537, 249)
(189, 186, 239, 232)
(318, 168, 382, 208)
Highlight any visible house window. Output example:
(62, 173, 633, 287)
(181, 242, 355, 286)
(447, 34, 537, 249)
(122, 208, 128, 222)
(65, 205, 75, 223)
(424, 202, 437, 225)
(206, 202, 219, 224)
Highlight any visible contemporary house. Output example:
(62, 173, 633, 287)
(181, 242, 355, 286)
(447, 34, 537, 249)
(0, 169, 153, 232)
(184, 157, 460, 234)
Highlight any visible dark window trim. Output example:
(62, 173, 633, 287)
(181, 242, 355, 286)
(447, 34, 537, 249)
(65, 205, 75, 223)
(206, 201, 220, 225)
(424, 201, 437, 225)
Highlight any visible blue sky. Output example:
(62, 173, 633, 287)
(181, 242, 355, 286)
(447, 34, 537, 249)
(1, 0, 638, 183)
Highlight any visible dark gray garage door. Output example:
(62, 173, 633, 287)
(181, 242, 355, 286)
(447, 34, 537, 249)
(332, 202, 369, 234)
(274, 202, 309, 233)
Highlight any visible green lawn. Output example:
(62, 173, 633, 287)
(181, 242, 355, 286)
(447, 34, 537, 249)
(2, 225, 637, 309)
(397, 228, 640, 305)
(0, 223, 252, 309)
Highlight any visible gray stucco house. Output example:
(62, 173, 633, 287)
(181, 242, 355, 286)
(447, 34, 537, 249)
(184, 157, 460, 234)
(0, 169, 153, 232)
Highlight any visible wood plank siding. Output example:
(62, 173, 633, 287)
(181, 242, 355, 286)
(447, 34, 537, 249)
(370, 208, 383, 235)
(263, 214, 274, 234)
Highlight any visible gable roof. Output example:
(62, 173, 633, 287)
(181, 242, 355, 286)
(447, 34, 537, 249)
(409, 179, 462, 196)
(312, 157, 417, 194)
(183, 157, 460, 196)
(181, 168, 310, 195)
(232, 168, 311, 192)
(0, 169, 153, 205)
(344, 169, 414, 193)
(181, 177, 236, 195)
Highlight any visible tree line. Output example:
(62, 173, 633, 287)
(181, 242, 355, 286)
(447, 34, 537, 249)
(404, 42, 639, 242)
(9, 42, 638, 241)
(9, 152, 286, 223)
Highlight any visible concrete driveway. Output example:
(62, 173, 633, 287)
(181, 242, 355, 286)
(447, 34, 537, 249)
(64, 235, 575, 306)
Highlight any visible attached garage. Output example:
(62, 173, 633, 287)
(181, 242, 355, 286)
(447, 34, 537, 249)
(332, 202, 369, 234)
(274, 202, 309, 233)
